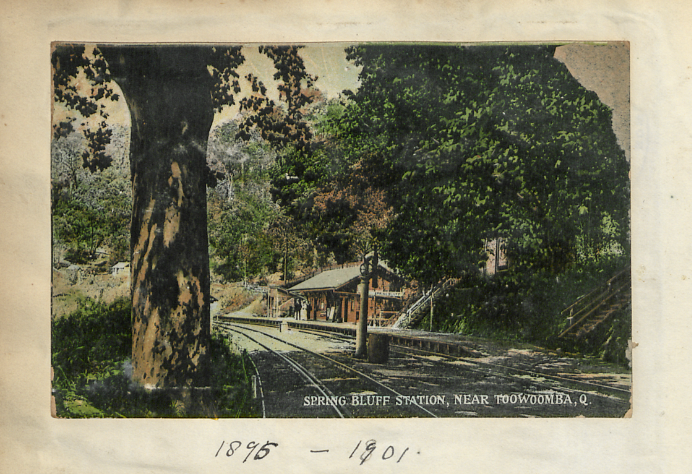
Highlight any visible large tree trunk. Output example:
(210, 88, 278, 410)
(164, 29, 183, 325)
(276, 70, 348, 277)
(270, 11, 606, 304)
(101, 46, 214, 390)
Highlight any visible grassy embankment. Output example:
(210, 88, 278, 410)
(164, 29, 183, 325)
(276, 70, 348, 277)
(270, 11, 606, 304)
(51, 297, 259, 418)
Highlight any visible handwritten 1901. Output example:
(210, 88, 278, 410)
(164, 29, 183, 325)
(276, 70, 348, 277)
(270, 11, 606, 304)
(349, 440, 410, 465)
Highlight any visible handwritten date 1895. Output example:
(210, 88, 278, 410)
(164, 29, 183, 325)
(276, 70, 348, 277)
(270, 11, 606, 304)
(215, 440, 279, 463)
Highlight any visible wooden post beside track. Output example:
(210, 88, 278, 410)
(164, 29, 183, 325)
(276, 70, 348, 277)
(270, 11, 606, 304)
(355, 278, 369, 358)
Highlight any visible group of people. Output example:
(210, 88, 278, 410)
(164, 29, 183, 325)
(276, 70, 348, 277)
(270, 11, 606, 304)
(289, 298, 311, 320)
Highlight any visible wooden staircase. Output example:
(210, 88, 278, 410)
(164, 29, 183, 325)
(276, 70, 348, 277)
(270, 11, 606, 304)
(390, 278, 460, 329)
(558, 267, 631, 339)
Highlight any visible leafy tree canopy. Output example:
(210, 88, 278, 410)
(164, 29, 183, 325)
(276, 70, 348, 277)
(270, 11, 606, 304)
(318, 45, 631, 283)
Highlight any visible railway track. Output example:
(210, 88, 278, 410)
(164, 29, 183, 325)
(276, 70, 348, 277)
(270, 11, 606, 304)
(215, 317, 631, 417)
(220, 323, 348, 418)
(268, 323, 630, 400)
(215, 321, 439, 418)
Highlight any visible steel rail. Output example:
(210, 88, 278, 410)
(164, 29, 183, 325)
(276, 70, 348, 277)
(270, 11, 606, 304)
(224, 322, 439, 418)
(246, 352, 266, 418)
(278, 324, 630, 399)
(216, 322, 347, 418)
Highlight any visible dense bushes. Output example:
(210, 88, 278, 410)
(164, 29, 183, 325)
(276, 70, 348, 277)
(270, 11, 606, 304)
(416, 256, 630, 361)
(52, 297, 258, 417)
(52, 297, 131, 384)
(52, 165, 131, 265)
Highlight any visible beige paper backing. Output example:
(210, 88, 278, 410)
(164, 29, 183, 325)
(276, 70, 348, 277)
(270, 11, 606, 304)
(1, 1, 690, 472)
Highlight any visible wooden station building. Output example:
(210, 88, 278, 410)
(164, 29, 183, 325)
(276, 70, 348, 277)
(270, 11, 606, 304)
(288, 262, 412, 326)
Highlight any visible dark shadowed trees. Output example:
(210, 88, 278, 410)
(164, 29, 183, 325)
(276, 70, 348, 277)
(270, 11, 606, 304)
(333, 45, 629, 283)
(52, 44, 316, 399)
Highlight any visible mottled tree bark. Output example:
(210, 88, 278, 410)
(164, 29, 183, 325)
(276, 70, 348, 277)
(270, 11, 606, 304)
(101, 46, 214, 389)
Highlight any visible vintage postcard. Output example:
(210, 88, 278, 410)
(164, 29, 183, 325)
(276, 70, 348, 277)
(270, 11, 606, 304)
(4, 0, 692, 473)
(50, 41, 631, 419)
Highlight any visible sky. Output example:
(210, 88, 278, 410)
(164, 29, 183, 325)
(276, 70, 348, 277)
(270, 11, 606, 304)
(211, 43, 362, 128)
(554, 42, 630, 162)
(51, 43, 362, 133)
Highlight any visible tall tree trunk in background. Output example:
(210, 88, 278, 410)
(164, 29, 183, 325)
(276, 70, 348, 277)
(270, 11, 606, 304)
(101, 46, 213, 390)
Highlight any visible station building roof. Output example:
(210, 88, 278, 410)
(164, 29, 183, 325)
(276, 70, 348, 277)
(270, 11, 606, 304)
(289, 265, 362, 292)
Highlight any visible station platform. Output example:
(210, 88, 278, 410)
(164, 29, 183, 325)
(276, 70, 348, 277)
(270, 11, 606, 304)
(215, 312, 633, 397)
(215, 313, 484, 358)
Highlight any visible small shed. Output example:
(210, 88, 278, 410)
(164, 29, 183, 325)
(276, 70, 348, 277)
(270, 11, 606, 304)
(483, 238, 509, 276)
(65, 264, 82, 284)
(111, 262, 129, 276)
(267, 286, 296, 318)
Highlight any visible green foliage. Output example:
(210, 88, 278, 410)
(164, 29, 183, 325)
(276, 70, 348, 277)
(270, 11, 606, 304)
(52, 297, 259, 417)
(418, 256, 629, 348)
(79, 332, 258, 417)
(269, 46, 628, 275)
(209, 333, 258, 417)
(237, 46, 318, 154)
(52, 198, 105, 263)
(208, 186, 280, 282)
(269, 98, 396, 263)
(334, 45, 629, 282)
(596, 305, 632, 366)
(269, 144, 351, 261)
(52, 45, 119, 171)
(52, 297, 133, 416)
(52, 297, 131, 383)
(52, 166, 131, 264)
(267, 99, 352, 217)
